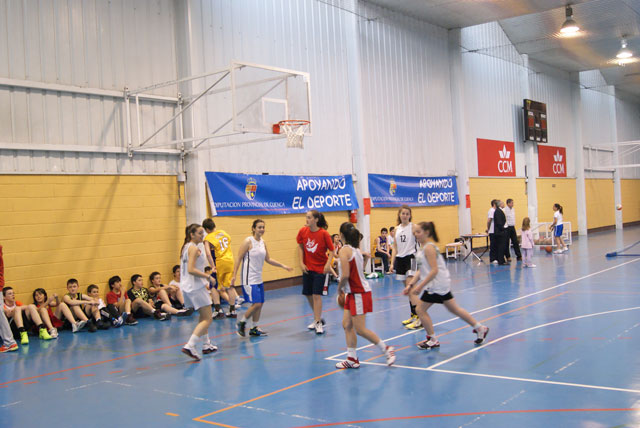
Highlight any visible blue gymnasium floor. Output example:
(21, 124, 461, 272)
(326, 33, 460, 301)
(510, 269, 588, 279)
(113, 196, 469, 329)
(2, 227, 640, 428)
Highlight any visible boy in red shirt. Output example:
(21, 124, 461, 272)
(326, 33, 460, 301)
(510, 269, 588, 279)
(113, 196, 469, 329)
(106, 276, 138, 326)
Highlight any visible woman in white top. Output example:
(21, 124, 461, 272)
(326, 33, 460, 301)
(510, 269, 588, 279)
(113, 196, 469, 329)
(231, 219, 292, 338)
(180, 223, 218, 361)
(549, 203, 567, 254)
(406, 221, 489, 350)
(389, 205, 420, 329)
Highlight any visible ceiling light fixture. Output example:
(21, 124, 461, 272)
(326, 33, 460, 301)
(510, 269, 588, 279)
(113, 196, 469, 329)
(616, 39, 633, 59)
(560, 5, 580, 34)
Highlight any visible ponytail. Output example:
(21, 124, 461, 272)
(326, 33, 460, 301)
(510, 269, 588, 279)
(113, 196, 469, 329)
(417, 221, 439, 243)
(554, 203, 563, 214)
(339, 222, 362, 248)
(181, 223, 201, 258)
(309, 210, 328, 230)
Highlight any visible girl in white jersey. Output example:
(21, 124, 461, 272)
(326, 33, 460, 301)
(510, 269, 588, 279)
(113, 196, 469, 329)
(549, 203, 567, 254)
(335, 222, 395, 369)
(389, 205, 420, 329)
(180, 224, 218, 361)
(231, 219, 292, 337)
(406, 222, 489, 349)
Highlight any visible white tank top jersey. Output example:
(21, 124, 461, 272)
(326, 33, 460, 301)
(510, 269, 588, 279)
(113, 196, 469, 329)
(341, 245, 372, 294)
(180, 242, 208, 293)
(554, 211, 563, 225)
(395, 223, 417, 258)
(241, 236, 266, 285)
(415, 242, 451, 295)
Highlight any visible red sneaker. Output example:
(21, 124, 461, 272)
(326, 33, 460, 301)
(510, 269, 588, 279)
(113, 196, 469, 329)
(0, 343, 18, 353)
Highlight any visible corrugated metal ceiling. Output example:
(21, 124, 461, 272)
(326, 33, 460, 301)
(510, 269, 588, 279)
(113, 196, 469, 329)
(363, 0, 640, 97)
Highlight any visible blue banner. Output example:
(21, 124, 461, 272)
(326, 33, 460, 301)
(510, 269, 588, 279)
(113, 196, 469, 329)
(368, 174, 459, 207)
(205, 172, 359, 216)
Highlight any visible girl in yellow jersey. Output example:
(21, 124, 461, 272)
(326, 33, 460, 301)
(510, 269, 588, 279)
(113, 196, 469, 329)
(203, 218, 239, 317)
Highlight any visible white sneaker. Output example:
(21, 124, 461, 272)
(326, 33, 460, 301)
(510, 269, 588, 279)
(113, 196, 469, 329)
(315, 321, 324, 335)
(405, 318, 422, 330)
(235, 297, 245, 306)
(181, 344, 201, 361)
(562, 247, 569, 252)
(529, 264, 536, 268)
(307, 319, 325, 330)
(385, 346, 396, 366)
(473, 325, 490, 345)
(48, 328, 58, 339)
(202, 343, 218, 354)
(553, 249, 563, 254)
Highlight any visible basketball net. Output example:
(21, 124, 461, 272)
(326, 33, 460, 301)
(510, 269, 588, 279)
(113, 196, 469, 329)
(277, 120, 309, 149)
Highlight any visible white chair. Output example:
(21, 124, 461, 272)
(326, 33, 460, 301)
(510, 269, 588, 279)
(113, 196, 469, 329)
(445, 242, 464, 260)
(370, 256, 384, 273)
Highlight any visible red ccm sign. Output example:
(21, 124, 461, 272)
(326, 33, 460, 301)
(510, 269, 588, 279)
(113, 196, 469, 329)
(538, 145, 567, 177)
(477, 139, 516, 177)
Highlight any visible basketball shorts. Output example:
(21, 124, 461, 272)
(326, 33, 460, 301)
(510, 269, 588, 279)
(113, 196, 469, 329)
(184, 287, 212, 310)
(216, 260, 234, 288)
(554, 224, 564, 237)
(420, 290, 454, 304)
(394, 255, 416, 280)
(344, 292, 373, 316)
(302, 271, 326, 296)
(242, 283, 265, 304)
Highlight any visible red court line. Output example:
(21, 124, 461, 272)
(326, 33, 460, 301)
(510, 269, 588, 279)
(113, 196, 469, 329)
(53, 377, 68, 381)
(291, 408, 640, 427)
(24, 381, 38, 385)
(194, 293, 567, 426)
(193, 346, 413, 426)
(109, 370, 123, 374)
(265, 353, 279, 357)
(136, 367, 150, 370)
(81, 374, 95, 377)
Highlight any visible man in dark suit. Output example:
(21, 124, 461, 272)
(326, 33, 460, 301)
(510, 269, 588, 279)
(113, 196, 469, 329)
(493, 200, 508, 265)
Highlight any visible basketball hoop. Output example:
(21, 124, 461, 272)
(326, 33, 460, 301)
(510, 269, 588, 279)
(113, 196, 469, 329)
(273, 120, 310, 149)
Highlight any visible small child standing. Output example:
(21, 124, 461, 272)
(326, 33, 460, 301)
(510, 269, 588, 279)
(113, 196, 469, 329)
(521, 217, 536, 268)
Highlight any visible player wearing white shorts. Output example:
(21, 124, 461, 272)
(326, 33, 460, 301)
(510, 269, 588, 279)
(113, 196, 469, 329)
(334, 222, 395, 369)
(232, 219, 292, 337)
(406, 221, 489, 350)
(389, 205, 419, 329)
(180, 224, 218, 361)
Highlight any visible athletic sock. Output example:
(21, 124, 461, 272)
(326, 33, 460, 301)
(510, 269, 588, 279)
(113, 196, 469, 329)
(230, 305, 236, 312)
(37, 324, 45, 330)
(250, 320, 257, 328)
(212, 304, 220, 312)
(240, 315, 247, 323)
(18, 326, 26, 333)
(375, 341, 387, 353)
(187, 334, 199, 348)
(201, 334, 211, 345)
(410, 303, 417, 316)
(347, 347, 357, 359)
(473, 322, 482, 329)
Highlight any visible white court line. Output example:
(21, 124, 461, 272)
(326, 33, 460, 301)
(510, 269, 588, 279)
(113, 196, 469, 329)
(324, 360, 640, 394)
(426, 306, 640, 370)
(327, 258, 640, 360)
(430, 369, 640, 394)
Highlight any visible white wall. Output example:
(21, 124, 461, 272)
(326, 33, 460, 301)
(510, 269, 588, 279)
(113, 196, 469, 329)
(0, 0, 180, 174)
(359, 2, 455, 176)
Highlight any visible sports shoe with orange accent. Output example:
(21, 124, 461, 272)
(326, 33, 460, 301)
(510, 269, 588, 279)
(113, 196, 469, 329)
(0, 343, 18, 353)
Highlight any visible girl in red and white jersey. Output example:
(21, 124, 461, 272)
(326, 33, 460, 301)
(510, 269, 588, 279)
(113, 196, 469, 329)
(335, 222, 395, 369)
